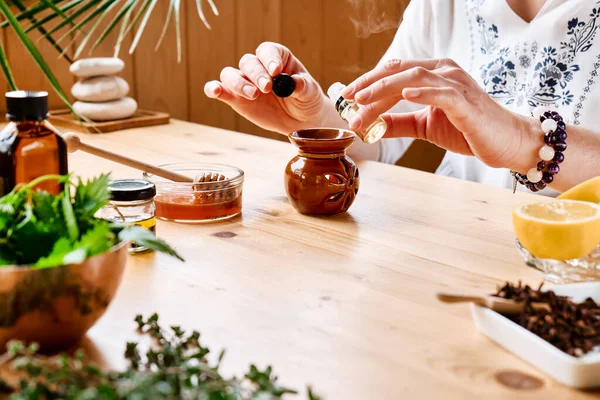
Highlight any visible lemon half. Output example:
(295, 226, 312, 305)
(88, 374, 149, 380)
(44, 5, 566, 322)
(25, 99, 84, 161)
(513, 200, 600, 260)
(557, 176, 600, 204)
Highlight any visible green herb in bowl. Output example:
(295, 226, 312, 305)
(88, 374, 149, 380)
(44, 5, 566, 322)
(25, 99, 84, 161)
(0, 174, 182, 350)
(0, 173, 182, 268)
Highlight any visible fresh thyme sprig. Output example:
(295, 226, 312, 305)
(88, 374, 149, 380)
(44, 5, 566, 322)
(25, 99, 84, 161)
(0, 314, 323, 400)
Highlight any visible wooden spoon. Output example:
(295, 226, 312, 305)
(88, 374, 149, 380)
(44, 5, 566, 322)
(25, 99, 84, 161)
(436, 291, 551, 315)
(62, 132, 194, 183)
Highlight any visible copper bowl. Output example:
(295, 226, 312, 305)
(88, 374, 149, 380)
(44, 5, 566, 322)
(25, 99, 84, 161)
(0, 242, 128, 351)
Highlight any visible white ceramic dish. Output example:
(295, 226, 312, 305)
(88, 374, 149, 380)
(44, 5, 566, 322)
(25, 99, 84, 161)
(471, 282, 600, 389)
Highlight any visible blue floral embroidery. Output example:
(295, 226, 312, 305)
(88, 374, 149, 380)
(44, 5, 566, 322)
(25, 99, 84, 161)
(476, 8, 600, 108)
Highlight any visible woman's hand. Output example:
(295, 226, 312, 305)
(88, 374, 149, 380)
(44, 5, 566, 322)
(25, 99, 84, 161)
(341, 58, 539, 171)
(205, 42, 338, 134)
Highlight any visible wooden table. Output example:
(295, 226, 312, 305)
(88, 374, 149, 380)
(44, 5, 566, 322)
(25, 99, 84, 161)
(66, 120, 594, 400)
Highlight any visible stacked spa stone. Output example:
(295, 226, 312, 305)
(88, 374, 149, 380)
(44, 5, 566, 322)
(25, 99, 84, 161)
(70, 58, 138, 121)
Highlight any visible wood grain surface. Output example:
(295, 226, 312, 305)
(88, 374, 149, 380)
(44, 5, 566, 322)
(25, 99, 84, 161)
(59, 119, 596, 400)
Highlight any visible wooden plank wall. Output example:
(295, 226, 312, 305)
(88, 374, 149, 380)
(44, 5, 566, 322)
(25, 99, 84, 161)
(0, 0, 446, 172)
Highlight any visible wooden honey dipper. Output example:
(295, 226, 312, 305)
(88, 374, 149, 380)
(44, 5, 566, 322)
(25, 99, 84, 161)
(62, 132, 227, 185)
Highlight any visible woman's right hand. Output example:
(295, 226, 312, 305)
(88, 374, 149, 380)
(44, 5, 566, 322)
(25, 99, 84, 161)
(204, 42, 333, 134)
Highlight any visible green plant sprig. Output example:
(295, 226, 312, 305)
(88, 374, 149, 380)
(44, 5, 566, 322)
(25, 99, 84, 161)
(0, 173, 183, 268)
(0, 314, 323, 400)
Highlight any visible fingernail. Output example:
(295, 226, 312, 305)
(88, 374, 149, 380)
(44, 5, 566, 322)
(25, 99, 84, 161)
(258, 77, 270, 90)
(404, 88, 421, 98)
(349, 115, 361, 130)
(243, 86, 257, 98)
(341, 85, 354, 97)
(205, 82, 220, 97)
(268, 62, 279, 75)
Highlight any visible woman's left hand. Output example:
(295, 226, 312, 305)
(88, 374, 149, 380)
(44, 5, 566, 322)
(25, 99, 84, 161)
(341, 58, 538, 170)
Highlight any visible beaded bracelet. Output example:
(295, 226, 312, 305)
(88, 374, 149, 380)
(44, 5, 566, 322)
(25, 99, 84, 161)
(511, 107, 567, 193)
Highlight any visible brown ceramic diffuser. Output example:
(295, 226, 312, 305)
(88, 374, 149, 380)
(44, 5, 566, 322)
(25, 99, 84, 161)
(284, 128, 359, 215)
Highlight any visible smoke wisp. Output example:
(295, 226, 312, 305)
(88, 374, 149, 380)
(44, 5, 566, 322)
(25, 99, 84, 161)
(346, 0, 404, 38)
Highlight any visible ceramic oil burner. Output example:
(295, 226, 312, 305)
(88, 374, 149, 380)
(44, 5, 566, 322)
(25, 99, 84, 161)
(284, 128, 360, 215)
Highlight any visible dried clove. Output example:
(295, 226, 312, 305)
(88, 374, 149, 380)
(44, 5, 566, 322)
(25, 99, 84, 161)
(493, 282, 600, 357)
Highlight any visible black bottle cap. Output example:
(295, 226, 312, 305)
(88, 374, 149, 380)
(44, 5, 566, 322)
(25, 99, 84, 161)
(108, 179, 156, 202)
(272, 74, 296, 98)
(6, 91, 49, 121)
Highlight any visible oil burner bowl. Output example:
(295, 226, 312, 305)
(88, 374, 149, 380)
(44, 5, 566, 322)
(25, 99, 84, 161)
(0, 242, 128, 351)
(284, 128, 359, 216)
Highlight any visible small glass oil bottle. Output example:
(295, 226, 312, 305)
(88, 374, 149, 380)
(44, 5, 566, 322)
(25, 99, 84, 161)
(327, 82, 388, 144)
(99, 179, 156, 254)
(0, 91, 68, 196)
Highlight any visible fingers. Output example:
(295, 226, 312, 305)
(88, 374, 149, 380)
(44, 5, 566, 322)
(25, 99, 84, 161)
(343, 58, 444, 98)
(219, 67, 259, 100)
(354, 67, 448, 104)
(379, 111, 422, 139)
(256, 41, 290, 76)
(347, 97, 402, 131)
(204, 80, 237, 103)
(239, 53, 272, 93)
(402, 86, 463, 113)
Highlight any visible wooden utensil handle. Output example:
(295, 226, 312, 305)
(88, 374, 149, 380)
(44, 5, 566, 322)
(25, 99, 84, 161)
(436, 292, 486, 305)
(62, 132, 193, 183)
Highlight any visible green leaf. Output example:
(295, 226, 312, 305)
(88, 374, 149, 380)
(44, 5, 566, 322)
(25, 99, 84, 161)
(24, 0, 84, 34)
(77, 220, 115, 257)
(0, 42, 17, 91)
(128, 0, 156, 54)
(74, 0, 122, 59)
(154, 0, 174, 52)
(11, 0, 73, 64)
(61, 182, 79, 241)
(44, 0, 102, 39)
(0, 1, 75, 114)
(118, 226, 184, 261)
(33, 237, 73, 268)
(113, 0, 138, 57)
(73, 174, 111, 220)
(91, 0, 138, 55)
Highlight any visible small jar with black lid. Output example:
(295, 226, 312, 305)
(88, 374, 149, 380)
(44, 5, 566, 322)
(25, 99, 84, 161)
(98, 179, 156, 253)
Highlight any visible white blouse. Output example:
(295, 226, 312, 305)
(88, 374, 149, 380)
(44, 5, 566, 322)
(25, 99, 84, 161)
(354, 0, 600, 195)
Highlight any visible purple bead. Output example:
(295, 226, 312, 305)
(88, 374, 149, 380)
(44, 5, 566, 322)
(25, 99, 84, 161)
(516, 174, 527, 184)
(535, 181, 547, 190)
(527, 182, 540, 192)
(553, 151, 564, 163)
(537, 161, 546, 171)
(548, 162, 560, 175)
(554, 142, 567, 152)
(543, 111, 553, 118)
(551, 111, 562, 121)
(555, 128, 567, 141)
(542, 172, 554, 184)
(544, 133, 552, 144)
(550, 133, 561, 144)
(557, 120, 566, 130)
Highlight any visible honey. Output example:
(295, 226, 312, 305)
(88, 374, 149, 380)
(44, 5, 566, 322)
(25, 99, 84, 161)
(155, 192, 242, 222)
(144, 163, 245, 223)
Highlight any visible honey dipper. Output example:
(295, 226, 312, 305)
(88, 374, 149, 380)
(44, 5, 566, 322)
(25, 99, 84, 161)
(62, 132, 231, 190)
(62, 132, 194, 182)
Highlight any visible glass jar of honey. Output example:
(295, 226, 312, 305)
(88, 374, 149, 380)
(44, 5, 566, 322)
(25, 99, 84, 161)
(99, 179, 156, 253)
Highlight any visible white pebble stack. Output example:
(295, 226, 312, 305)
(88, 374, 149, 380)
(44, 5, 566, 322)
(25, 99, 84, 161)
(70, 58, 138, 121)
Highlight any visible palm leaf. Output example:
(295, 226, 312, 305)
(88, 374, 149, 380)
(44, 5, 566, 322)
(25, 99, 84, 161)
(0, 0, 65, 28)
(44, 0, 106, 39)
(113, 0, 136, 56)
(0, 43, 17, 91)
(73, 0, 121, 58)
(11, 0, 73, 64)
(153, 0, 174, 53)
(128, 0, 156, 54)
(25, 0, 84, 34)
(173, 0, 181, 62)
(0, 1, 74, 113)
(90, 0, 137, 54)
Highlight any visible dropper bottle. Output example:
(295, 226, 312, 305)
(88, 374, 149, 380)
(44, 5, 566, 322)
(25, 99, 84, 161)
(327, 82, 387, 144)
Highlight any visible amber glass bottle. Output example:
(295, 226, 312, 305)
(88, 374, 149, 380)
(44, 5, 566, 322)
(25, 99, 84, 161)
(0, 91, 68, 196)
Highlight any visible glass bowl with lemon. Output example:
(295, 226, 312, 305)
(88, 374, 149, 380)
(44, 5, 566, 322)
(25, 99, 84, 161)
(513, 177, 600, 283)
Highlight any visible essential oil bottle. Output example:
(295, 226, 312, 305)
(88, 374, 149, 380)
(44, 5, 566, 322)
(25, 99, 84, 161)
(0, 91, 68, 196)
(327, 82, 388, 144)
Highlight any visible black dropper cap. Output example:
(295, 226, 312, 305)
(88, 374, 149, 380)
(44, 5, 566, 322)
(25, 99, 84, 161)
(272, 74, 295, 98)
(6, 91, 49, 121)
